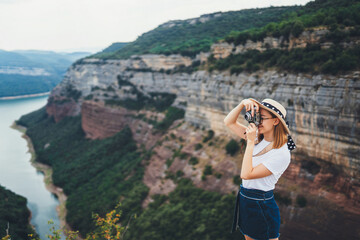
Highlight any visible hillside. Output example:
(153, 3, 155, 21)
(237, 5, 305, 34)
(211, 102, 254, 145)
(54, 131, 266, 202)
(0, 50, 91, 98)
(0, 185, 37, 240)
(90, 6, 301, 59)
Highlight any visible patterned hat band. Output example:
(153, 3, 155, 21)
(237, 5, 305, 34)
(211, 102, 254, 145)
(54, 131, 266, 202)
(261, 102, 285, 120)
(261, 101, 296, 151)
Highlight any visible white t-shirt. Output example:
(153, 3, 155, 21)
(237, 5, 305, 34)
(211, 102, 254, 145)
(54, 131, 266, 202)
(242, 139, 291, 191)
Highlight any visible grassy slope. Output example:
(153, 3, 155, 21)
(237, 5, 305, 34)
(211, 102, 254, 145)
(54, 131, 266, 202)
(90, 6, 300, 59)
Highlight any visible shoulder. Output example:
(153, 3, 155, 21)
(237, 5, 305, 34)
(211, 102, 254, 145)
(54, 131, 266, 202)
(271, 144, 290, 161)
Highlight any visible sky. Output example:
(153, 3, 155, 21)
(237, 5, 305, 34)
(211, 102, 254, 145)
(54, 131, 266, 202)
(0, 0, 312, 53)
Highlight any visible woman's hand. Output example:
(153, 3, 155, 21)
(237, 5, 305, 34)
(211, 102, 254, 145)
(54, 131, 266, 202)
(244, 123, 257, 142)
(242, 99, 260, 117)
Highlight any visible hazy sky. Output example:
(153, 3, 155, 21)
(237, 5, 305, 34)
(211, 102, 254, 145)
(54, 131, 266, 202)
(0, 0, 312, 52)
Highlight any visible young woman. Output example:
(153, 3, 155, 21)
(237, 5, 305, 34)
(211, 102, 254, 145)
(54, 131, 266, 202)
(224, 98, 296, 240)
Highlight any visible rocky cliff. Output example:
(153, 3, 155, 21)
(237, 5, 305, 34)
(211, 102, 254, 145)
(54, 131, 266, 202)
(211, 26, 360, 59)
(45, 28, 360, 233)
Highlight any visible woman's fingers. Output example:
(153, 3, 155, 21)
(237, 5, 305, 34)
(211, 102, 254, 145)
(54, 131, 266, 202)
(255, 103, 259, 112)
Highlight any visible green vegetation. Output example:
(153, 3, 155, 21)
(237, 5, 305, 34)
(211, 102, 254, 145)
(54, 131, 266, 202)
(166, 145, 185, 169)
(233, 176, 242, 186)
(0, 74, 59, 97)
(17, 107, 149, 237)
(296, 195, 307, 207)
(9, 201, 131, 240)
(202, 130, 214, 143)
(90, 7, 300, 59)
(225, 139, 240, 156)
(301, 160, 321, 175)
(106, 77, 177, 112)
(0, 50, 89, 98)
(215, 173, 222, 179)
(0, 185, 36, 240)
(189, 157, 199, 165)
(209, 44, 360, 75)
(154, 106, 185, 131)
(225, 0, 360, 44)
(96, 42, 129, 58)
(194, 143, 203, 150)
(203, 165, 213, 176)
(16, 106, 247, 239)
(165, 170, 185, 183)
(105, 85, 184, 132)
(209, 0, 360, 75)
(274, 192, 292, 206)
(124, 179, 243, 240)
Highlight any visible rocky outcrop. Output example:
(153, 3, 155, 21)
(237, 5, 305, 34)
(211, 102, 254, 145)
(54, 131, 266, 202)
(81, 101, 131, 139)
(211, 27, 360, 59)
(46, 86, 81, 123)
(47, 53, 360, 198)
(53, 56, 359, 173)
(80, 100, 166, 148)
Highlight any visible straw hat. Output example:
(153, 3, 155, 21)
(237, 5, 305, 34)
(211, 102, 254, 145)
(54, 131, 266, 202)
(249, 98, 296, 151)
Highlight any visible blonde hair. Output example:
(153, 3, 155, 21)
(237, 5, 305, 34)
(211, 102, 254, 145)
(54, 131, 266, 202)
(258, 111, 288, 149)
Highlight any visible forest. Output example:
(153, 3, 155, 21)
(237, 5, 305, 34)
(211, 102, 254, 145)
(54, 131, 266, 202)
(0, 186, 36, 240)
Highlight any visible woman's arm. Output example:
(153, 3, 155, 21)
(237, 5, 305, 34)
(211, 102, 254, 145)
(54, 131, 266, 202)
(224, 99, 259, 140)
(240, 123, 272, 180)
(223, 101, 245, 126)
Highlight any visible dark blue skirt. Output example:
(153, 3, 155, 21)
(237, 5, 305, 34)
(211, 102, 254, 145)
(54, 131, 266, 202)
(231, 184, 280, 240)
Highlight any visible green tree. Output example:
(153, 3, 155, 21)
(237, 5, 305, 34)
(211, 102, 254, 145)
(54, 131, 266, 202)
(226, 139, 240, 156)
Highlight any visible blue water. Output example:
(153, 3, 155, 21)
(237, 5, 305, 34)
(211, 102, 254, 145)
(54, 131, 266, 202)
(0, 95, 64, 239)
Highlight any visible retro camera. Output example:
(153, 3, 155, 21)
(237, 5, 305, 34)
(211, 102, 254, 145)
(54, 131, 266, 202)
(244, 106, 261, 126)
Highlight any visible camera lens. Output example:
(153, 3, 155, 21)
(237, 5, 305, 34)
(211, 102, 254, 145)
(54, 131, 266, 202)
(244, 112, 252, 121)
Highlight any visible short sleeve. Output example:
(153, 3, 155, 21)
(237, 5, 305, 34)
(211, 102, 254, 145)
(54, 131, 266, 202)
(262, 149, 291, 175)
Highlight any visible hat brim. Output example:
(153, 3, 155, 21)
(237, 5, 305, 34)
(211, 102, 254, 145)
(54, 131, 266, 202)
(249, 98, 291, 135)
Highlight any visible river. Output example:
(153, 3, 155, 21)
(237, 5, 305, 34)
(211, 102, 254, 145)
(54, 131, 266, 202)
(0, 95, 64, 240)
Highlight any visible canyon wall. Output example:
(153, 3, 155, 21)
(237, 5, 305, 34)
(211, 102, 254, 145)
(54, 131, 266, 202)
(45, 28, 360, 210)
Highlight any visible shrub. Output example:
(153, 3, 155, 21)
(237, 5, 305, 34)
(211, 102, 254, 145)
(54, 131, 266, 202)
(225, 139, 240, 156)
(296, 195, 307, 207)
(274, 192, 292, 206)
(166, 158, 174, 168)
(202, 130, 215, 143)
(189, 157, 199, 165)
(155, 107, 185, 131)
(291, 21, 304, 37)
(176, 170, 185, 178)
(230, 65, 244, 75)
(233, 175, 242, 186)
(179, 152, 188, 160)
(201, 175, 207, 181)
(84, 94, 93, 100)
(194, 143, 203, 150)
(203, 165, 213, 176)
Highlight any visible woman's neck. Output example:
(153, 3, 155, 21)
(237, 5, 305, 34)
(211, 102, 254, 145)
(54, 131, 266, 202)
(263, 131, 274, 142)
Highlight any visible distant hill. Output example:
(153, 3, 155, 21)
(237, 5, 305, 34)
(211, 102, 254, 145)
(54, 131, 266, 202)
(90, 6, 301, 59)
(100, 42, 129, 53)
(0, 50, 91, 98)
(91, 42, 129, 59)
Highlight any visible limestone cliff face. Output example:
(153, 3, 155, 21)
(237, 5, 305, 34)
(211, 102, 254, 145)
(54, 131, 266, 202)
(45, 28, 360, 214)
(46, 55, 360, 206)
